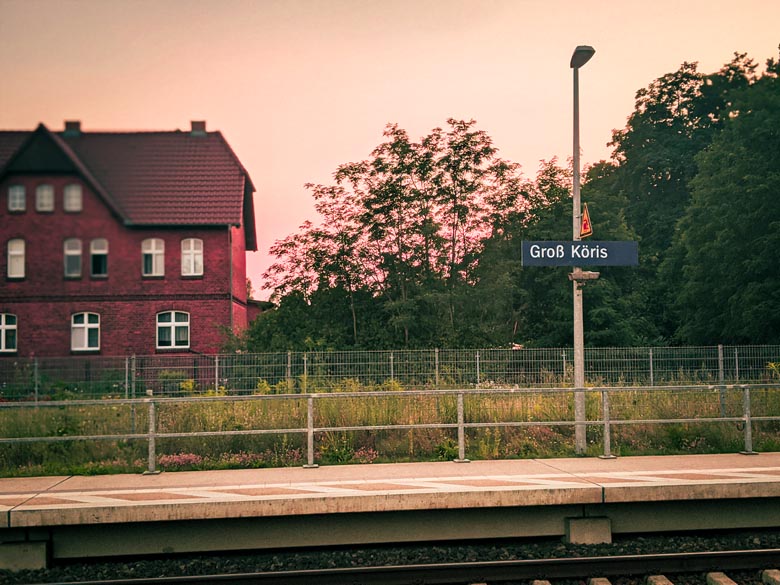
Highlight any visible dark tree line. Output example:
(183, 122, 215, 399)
(242, 48, 780, 351)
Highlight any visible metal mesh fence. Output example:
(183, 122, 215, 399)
(1, 345, 779, 400)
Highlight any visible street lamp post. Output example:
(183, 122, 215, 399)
(570, 45, 595, 455)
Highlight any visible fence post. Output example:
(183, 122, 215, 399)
(124, 356, 129, 400)
(303, 395, 318, 468)
(454, 392, 470, 463)
(734, 348, 739, 381)
(718, 344, 726, 417)
(287, 351, 292, 392)
(390, 352, 394, 381)
(144, 397, 160, 474)
(476, 351, 481, 386)
(435, 349, 440, 387)
(33, 357, 39, 403)
(600, 388, 616, 459)
(562, 351, 567, 384)
(303, 353, 308, 393)
(215, 355, 219, 393)
(131, 355, 137, 434)
(741, 385, 757, 455)
(649, 348, 654, 387)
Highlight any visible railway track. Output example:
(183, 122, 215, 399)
(27, 548, 780, 585)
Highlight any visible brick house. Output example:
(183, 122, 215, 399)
(0, 121, 257, 357)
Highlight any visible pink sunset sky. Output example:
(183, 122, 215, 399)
(2, 0, 778, 300)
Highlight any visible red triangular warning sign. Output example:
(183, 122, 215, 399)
(580, 203, 593, 238)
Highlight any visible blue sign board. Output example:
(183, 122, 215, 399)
(522, 241, 638, 267)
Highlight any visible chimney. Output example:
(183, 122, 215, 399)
(64, 120, 81, 136)
(190, 120, 207, 136)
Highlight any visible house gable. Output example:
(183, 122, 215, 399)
(1, 124, 78, 175)
(0, 124, 126, 220)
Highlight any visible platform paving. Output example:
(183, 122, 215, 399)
(2, 453, 780, 528)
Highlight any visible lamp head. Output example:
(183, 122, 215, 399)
(570, 45, 596, 69)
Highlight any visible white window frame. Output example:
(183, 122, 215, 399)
(90, 238, 108, 277)
(64, 184, 82, 212)
(71, 312, 100, 351)
(142, 238, 165, 276)
(0, 313, 17, 353)
(8, 185, 25, 212)
(36, 184, 55, 212)
(181, 238, 203, 276)
(64, 238, 82, 277)
(7, 238, 25, 278)
(157, 311, 190, 349)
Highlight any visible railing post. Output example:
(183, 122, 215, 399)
(454, 392, 470, 463)
(144, 396, 160, 474)
(390, 352, 394, 381)
(303, 395, 318, 468)
(476, 351, 481, 386)
(741, 385, 757, 455)
(718, 344, 726, 417)
(734, 348, 739, 381)
(600, 388, 616, 459)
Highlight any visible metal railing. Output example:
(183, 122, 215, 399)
(2, 345, 779, 400)
(2, 383, 779, 473)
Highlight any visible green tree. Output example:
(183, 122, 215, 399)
(669, 56, 780, 343)
(260, 119, 527, 349)
(608, 54, 760, 340)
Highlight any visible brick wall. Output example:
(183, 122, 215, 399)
(1, 175, 242, 357)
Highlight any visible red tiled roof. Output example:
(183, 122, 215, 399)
(0, 124, 256, 248)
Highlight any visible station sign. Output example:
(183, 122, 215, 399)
(521, 241, 638, 267)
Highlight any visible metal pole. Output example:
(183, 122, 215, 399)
(390, 351, 394, 381)
(303, 395, 318, 468)
(476, 351, 481, 386)
(454, 392, 469, 462)
(215, 355, 219, 393)
(572, 62, 586, 454)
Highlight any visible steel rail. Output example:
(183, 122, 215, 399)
(28, 547, 780, 585)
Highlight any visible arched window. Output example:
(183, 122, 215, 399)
(157, 311, 190, 349)
(0, 313, 17, 352)
(71, 312, 100, 351)
(7, 238, 25, 278)
(181, 238, 203, 276)
(142, 238, 165, 276)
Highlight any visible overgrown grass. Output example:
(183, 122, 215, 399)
(1, 381, 779, 477)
